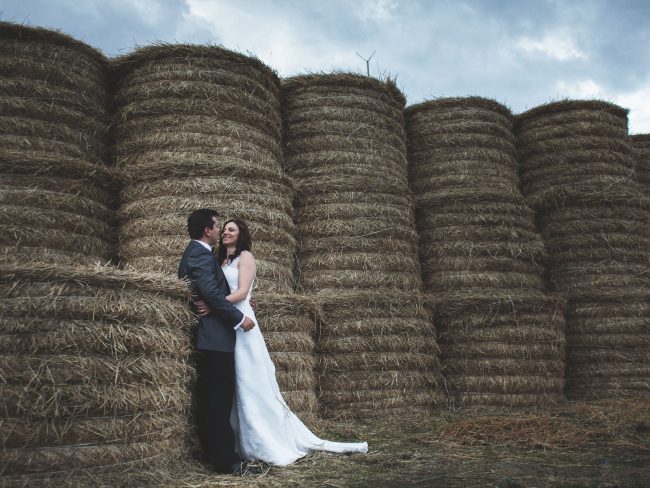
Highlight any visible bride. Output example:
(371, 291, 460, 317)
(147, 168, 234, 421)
(198, 218, 367, 466)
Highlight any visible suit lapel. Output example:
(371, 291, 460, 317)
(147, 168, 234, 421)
(191, 241, 232, 295)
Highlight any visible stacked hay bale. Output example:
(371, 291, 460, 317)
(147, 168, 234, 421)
(405, 97, 566, 408)
(0, 22, 116, 264)
(631, 134, 650, 195)
(255, 293, 319, 421)
(0, 260, 194, 486)
(516, 100, 650, 399)
(315, 290, 444, 418)
(111, 45, 318, 417)
(282, 74, 444, 418)
(111, 45, 294, 293)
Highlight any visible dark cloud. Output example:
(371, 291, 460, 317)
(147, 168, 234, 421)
(1, 0, 648, 130)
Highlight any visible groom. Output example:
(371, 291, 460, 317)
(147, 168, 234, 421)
(178, 208, 256, 474)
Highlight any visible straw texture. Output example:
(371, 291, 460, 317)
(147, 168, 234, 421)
(282, 74, 445, 418)
(254, 292, 319, 420)
(0, 259, 195, 486)
(0, 21, 117, 264)
(515, 100, 650, 399)
(315, 290, 445, 418)
(406, 97, 567, 408)
(282, 74, 419, 293)
(631, 134, 650, 195)
(111, 44, 295, 292)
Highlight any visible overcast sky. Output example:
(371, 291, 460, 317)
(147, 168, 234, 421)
(1, 0, 649, 132)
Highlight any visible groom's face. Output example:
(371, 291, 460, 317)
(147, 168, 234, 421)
(205, 216, 221, 246)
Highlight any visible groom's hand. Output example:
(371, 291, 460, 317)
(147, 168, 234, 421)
(195, 299, 211, 316)
(241, 316, 256, 332)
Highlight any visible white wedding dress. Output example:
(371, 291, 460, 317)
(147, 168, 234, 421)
(222, 256, 368, 466)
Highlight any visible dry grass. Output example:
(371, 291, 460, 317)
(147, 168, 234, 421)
(2, 23, 648, 485)
(155, 398, 650, 487)
(280, 74, 445, 418)
(563, 293, 650, 400)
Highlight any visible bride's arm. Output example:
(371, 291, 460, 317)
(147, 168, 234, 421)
(225, 251, 256, 303)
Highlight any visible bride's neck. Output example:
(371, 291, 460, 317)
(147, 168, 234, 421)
(225, 245, 237, 256)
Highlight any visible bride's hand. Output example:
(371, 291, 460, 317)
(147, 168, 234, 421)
(195, 299, 211, 316)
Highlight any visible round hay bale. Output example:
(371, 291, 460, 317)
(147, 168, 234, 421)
(405, 99, 517, 184)
(515, 100, 639, 211)
(631, 134, 650, 194)
(516, 101, 650, 401)
(314, 290, 446, 418)
(0, 22, 116, 264)
(111, 45, 294, 292)
(405, 97, 548, 299)
(282, 73, 422, 293)
(0, 259, 194, 486)
(110, 44, 281, 174)
(254, 292, 319, 420)
(428, 290, 566, 408)
(454, 392, 564, 408)
(563, 294, 650, 400)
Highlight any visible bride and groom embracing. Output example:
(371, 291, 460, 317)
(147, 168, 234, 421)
(178, 208, 367, 475)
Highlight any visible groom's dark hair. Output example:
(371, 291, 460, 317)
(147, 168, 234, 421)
(187, 209, 220, 239)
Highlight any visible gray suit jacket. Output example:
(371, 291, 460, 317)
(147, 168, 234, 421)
(178, 240, 244, 353)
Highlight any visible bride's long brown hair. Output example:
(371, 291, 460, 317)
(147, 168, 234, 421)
(216, 218, 252, 265)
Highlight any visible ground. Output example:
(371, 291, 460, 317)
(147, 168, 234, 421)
(170, 399, 650, 487)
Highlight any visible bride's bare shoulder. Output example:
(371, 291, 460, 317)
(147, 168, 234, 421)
(239, 250, 255, 262)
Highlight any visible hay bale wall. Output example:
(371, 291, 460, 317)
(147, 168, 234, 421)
(405, 97, 566, 408)
(111, 45, 295, 293)
(0, 22, 117, 264)
(515, 100, 650, 399)
(0, 261, 194, 486)
(110, 45, 320, 419)
(282, 74, 444, 418)
(631, 134, 650, 195)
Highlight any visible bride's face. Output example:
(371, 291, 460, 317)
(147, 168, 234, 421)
(221, 221, 240, 246)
